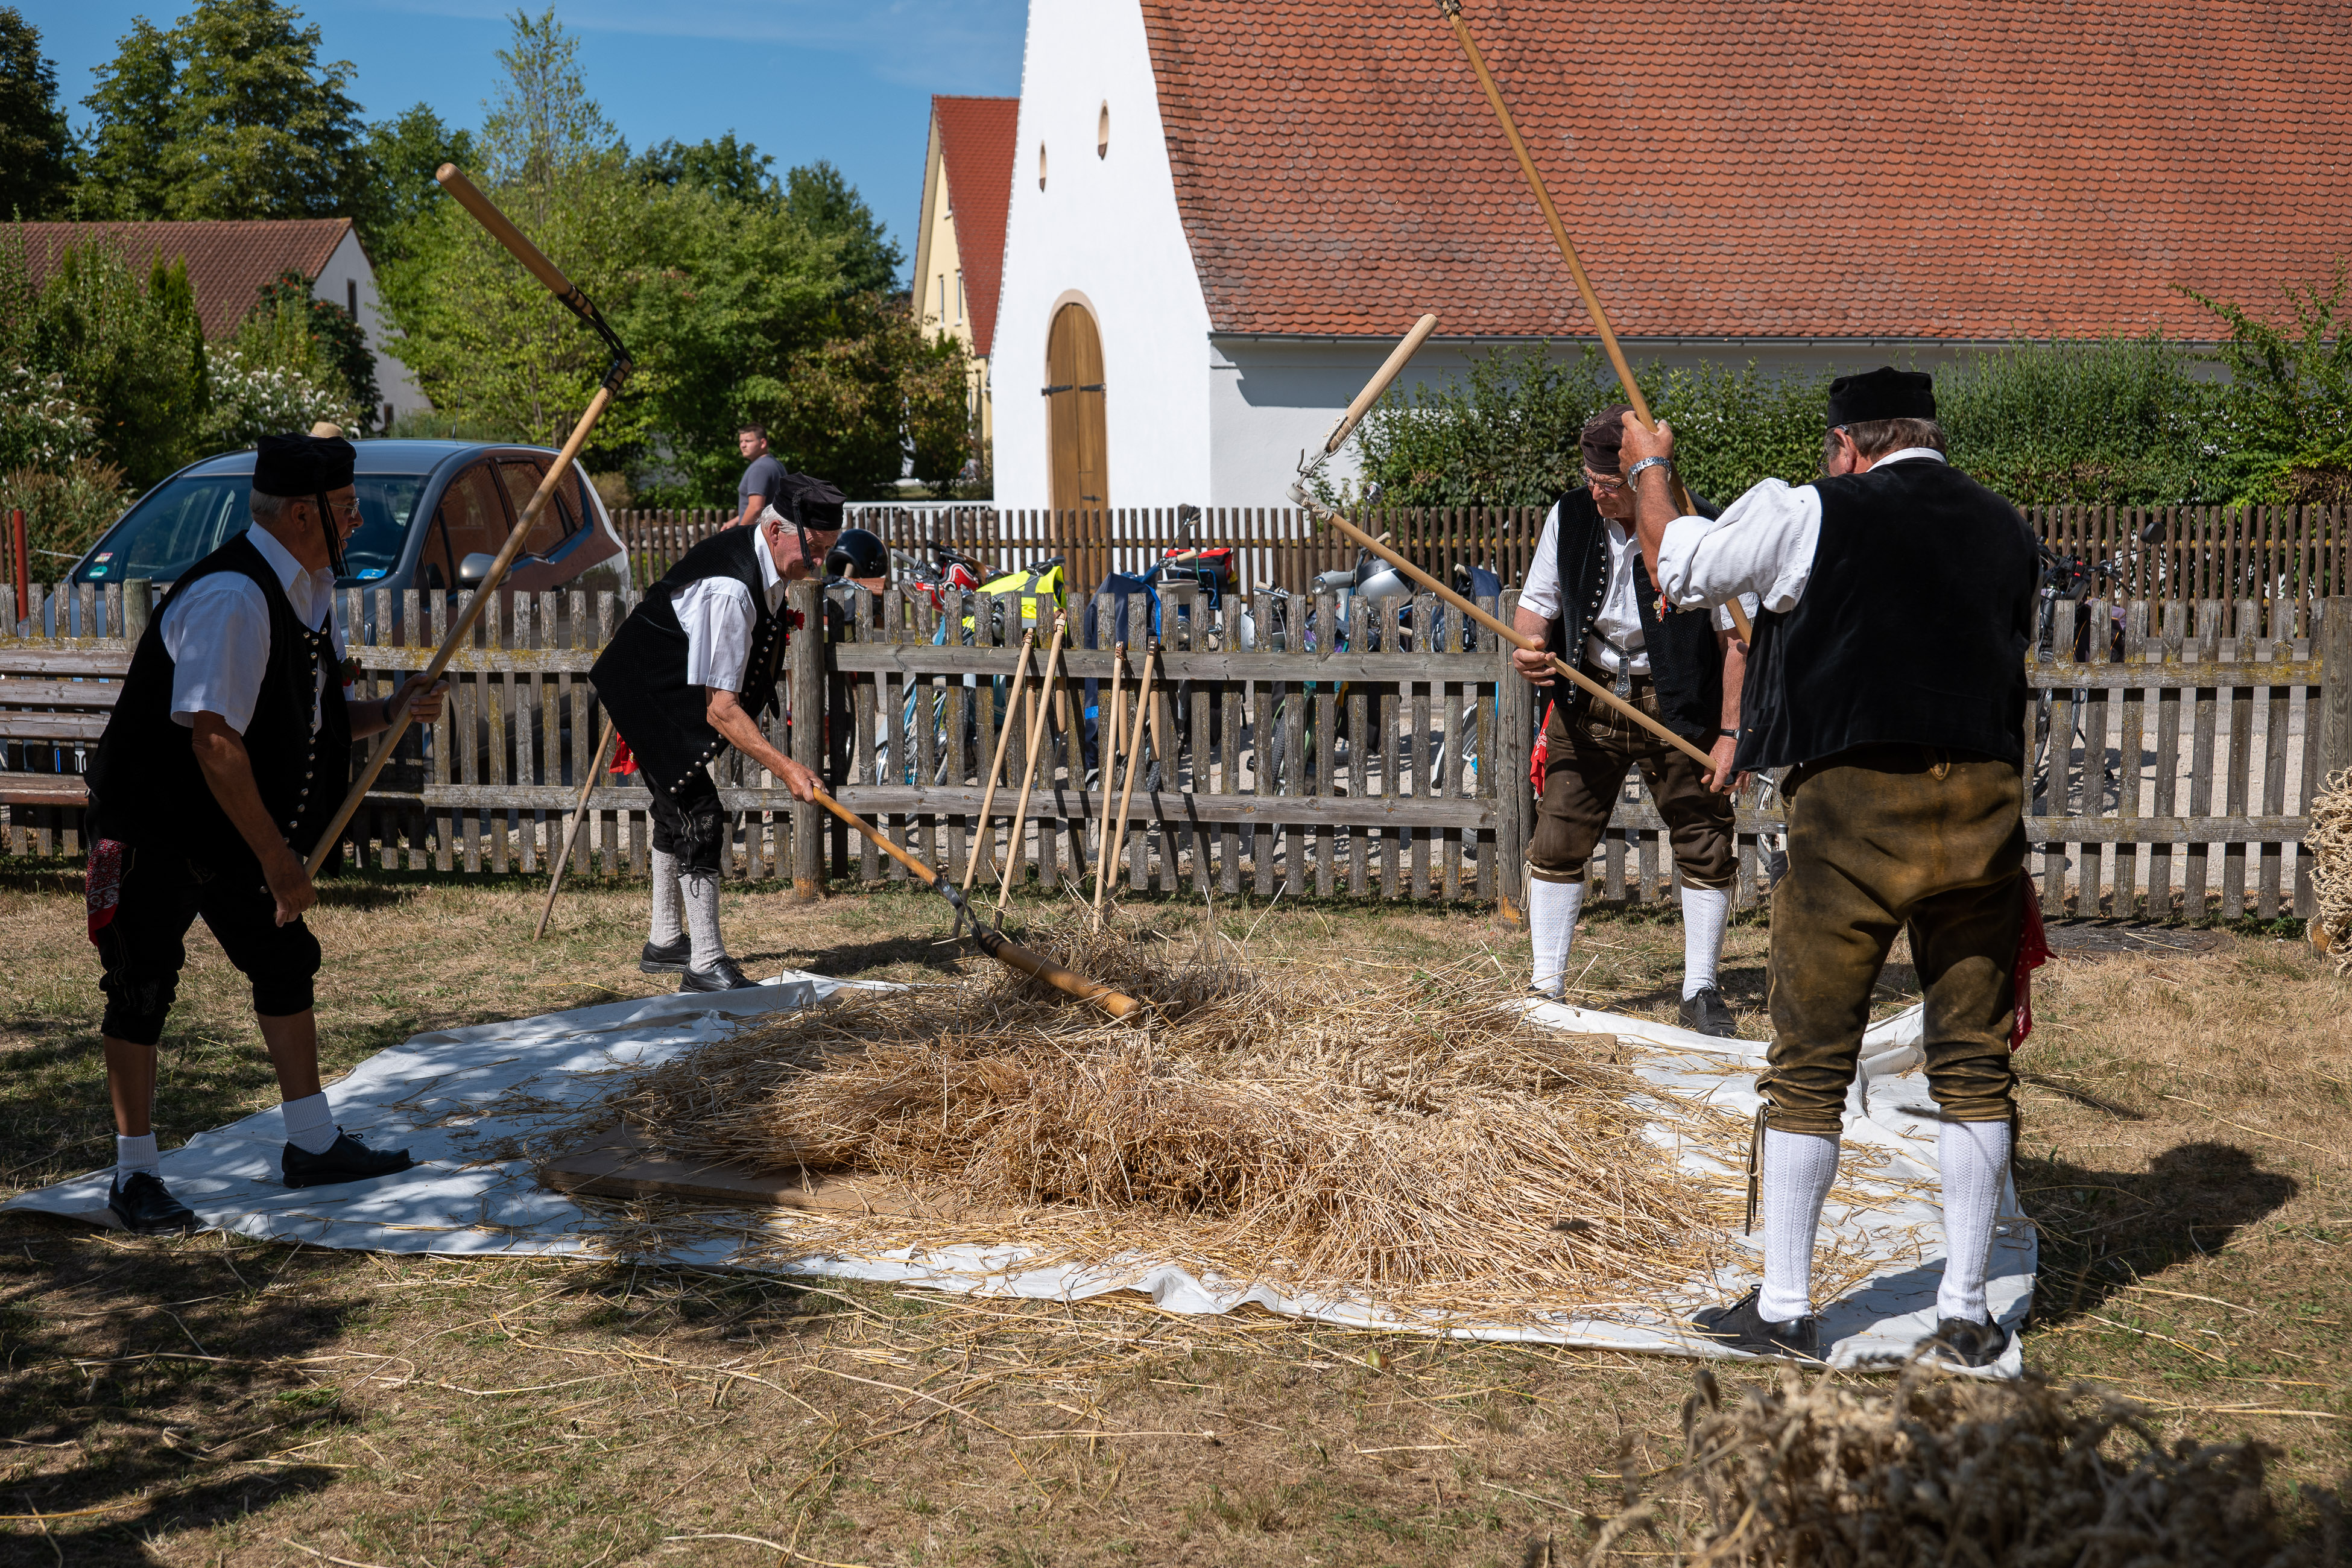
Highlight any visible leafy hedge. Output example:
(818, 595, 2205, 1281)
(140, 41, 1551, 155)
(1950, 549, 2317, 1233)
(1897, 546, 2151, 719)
(1349, 306, 2345, 510)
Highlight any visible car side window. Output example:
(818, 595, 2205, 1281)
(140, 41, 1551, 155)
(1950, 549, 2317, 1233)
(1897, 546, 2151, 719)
(423, 461, 511, 589)
(496, 460, 580, 558)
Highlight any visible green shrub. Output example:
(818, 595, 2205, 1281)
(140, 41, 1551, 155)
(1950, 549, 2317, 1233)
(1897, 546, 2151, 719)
(2182, 262, 2352, 504)
(0, 457, 134, 566)
(201, 294, 359, 452)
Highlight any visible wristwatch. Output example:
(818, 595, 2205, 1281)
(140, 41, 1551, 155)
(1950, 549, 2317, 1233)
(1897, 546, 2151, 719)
(1626, 455, 1674, 484)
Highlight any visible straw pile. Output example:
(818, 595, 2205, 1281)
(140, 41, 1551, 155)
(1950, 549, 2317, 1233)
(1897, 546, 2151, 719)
(609, 917, 1846, 1316)
(1571, 1364, 2339, 1567)
(2304, 768, 2352, 970)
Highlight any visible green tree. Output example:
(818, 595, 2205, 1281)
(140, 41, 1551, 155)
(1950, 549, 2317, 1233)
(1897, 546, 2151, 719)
(2183, 265, 2352, 504)
(0, 7, 75, 217)
(28, 240, 208, 488)
(250, 268, 378, 426)
(80, 0, 373, 221)
(359, 102, 477, 258)
(785, 160, 903, 297)
(375, 8, 652, 462)
(633, 131, 779, 207)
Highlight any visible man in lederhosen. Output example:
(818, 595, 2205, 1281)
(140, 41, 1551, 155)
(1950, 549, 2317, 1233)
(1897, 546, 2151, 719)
(1623, 370, 2037, 1368)
(591, 482, 840, 991)
(84, 431, 449, 1235)
(1513, 405, 1757, 1036)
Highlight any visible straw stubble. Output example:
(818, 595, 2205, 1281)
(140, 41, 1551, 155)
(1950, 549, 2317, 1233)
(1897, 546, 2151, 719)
(612, 918, 1884, 1320)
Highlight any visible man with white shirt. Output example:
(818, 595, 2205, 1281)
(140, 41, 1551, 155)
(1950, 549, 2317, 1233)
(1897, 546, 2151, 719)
(1622, 368, 2037, 1369)
(1513, 405, 1756, 1036)
(590, 483, 838, 991)
(83, 431, 450, 1235)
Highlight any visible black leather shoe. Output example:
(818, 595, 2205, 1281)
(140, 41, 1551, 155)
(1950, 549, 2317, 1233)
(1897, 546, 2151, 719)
(678, 955, 754, 993)
(639, 935, 691, 974)
(1679, 986, 1737, 1037)
(109, 1172, 200, 1236)
(282, 1130, 415, 1189)
(1690, 1287, 1821, 1360)
(1916, 1314, 2011, 1368)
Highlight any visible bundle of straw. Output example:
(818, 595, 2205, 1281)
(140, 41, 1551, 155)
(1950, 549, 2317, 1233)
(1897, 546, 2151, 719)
(2304, 767, 2352, 968)
(1571, 1364, 2339, 1567)
(609, 917, 1899, 1318)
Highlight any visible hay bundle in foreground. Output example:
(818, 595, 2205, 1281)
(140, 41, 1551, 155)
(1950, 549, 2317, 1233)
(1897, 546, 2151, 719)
(612, 918, 1798, 1315)
(1580, 1364, 2338, 1567)
(2306, 768, 2352, 969)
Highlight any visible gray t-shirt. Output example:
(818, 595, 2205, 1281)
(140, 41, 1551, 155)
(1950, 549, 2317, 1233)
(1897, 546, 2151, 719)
(737, 454, 787, 518)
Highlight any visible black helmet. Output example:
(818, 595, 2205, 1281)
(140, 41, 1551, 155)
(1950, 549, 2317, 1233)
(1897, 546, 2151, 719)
(824, 528, 888, 580)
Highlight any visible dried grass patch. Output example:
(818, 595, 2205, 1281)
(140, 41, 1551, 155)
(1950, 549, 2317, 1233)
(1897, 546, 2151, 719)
(607, 917, 1879, 1321)
(1581, 1364, 2342, 1567)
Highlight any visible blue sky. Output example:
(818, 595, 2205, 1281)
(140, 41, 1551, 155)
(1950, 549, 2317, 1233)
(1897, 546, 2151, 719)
(23, 0, 1030, 283)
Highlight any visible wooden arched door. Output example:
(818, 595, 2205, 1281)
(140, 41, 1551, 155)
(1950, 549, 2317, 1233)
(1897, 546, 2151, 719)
(1044, 303, 1107, 513)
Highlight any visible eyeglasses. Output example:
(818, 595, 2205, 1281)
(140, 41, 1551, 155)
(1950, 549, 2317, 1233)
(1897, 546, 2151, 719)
(1584, 469, 1626, 495)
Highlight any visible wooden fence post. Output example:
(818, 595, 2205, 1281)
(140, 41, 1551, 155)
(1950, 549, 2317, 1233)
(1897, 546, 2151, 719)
(789, 576, 826, 900)
(123, 579, 152, 645)
(2319, 598, 2352, 791)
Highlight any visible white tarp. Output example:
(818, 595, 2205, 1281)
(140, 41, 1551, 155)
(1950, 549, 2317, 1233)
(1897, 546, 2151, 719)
(7, 979, 2029, 1375)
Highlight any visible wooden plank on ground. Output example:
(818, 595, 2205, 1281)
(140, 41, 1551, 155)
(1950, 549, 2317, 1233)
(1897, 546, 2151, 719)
(538, 1127, 968, 1218)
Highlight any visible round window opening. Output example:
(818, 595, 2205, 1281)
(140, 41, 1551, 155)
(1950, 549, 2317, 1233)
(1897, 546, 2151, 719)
(1037, 142, 1048, 190)
(1097, 103, 1110, 158)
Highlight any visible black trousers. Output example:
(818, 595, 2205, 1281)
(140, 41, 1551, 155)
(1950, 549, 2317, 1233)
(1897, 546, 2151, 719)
(87, 840, 320, 1046)
(645, 767, 726, 874)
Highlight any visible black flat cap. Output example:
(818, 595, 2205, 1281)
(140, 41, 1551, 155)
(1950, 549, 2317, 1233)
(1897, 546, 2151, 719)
(252, 431, 356, 498)
(1826, 367, 1936, 427)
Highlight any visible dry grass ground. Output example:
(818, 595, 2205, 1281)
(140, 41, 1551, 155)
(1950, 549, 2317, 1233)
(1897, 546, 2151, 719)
(0, 862, 2345, 1566)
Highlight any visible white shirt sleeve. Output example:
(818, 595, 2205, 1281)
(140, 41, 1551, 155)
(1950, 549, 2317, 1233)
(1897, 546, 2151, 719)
(1657, 479, 1822, 615)
(1517, 504, 1562, 621)
(674, 577, 758, 692)
(160, 575, 273, 733)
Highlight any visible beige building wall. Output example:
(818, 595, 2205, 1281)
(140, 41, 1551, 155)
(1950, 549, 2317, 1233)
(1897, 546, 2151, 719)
(911, 121, 993, 457)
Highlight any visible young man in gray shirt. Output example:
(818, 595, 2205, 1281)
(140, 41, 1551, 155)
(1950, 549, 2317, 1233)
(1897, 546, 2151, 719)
(734, 425, 787, 531)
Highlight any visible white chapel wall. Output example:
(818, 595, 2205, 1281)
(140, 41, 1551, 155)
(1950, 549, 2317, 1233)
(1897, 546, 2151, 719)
(992, 0, 1213, 510)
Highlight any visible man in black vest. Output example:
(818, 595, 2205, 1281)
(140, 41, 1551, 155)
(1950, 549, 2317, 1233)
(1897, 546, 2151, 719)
(1513, 405, 1756, 1036)
(84, 432, 449, 1234)
(1623, 370, 2037, 1368)
(590, 485, 839, 991)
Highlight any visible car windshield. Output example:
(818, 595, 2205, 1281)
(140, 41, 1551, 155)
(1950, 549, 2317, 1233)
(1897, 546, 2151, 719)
(72, 472, 429, 586)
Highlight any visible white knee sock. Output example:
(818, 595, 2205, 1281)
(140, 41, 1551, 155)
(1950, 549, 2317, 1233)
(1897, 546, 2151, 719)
(682, 868, 726, 969)
(1527, 876, 1585, 997)
(1680, 884, 1730, 999)
(1757, 1128, 1840, 1322)
(650, 849, 684, 946)
(115, 1132, 160, 1182)
(280, 1091, 338, 1155)
(1935, 1118, 2012, 1324)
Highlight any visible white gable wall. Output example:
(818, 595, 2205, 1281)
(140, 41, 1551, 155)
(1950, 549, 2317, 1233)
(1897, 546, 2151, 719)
(992, 0, 1212, 510)
(310, 227, 429, 425)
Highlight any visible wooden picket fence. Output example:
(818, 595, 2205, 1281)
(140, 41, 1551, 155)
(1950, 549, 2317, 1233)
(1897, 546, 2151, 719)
(617, 503, 2352, 622)
(8, 578, 2352, 922)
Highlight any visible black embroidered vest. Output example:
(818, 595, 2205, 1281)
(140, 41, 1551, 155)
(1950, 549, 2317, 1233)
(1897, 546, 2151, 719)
(87, 533, 352, 876)
(589, 526, 787, 798)
(1736, 459, 2037, 774)
(1547, 487, 1725, 745)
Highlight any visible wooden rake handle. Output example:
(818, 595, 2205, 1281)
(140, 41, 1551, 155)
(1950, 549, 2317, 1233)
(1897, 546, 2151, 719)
(1315, 506, 1717, 771)
(803, 784, 1146, 1020)
(1438, 2, 1751, 642)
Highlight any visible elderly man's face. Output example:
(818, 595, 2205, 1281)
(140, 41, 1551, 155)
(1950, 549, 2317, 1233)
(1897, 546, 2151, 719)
(1585, 466, 1637, 522)
(762, 516, 838, 581)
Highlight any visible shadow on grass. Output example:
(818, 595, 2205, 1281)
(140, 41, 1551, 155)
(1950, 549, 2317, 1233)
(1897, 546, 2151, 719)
(2022, 1140, 2301, 1324)
(0, 1218, 371, 1557)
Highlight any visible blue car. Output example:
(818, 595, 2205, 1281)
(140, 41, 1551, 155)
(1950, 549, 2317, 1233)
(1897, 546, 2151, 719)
(67, 440, 633, 612)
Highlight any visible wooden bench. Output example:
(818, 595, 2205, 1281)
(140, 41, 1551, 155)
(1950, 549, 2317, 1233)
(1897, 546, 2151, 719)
(0, 645, 128, 854)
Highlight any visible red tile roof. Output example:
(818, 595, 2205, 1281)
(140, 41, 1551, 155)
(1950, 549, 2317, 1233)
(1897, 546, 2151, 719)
(1139, 1, 2352, 341)
(16, 219, 353, 339)
(932, 95, 1019, 358)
